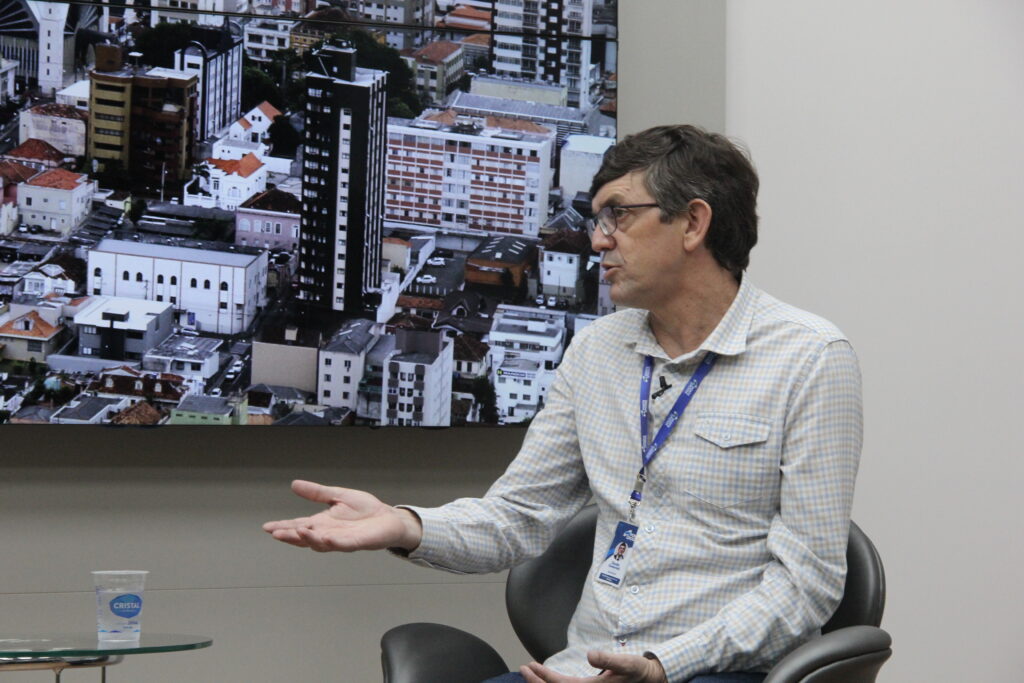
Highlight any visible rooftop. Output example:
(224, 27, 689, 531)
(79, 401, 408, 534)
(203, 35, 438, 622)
(5, 138, 66, 163)
(410, 40, 462, 64)
(52, 395, 123, 422)
(240, 187, 302, 215)
(423, 109, 553, 136)
(448, 91, 589, 124)
(563, 134, 616, 155)
(147, 334, 223, 361)
(28, 103, 89, 121)
(75, 296, 171, 328)
(469, 235, 535, 265)
(0, 311, 61, 339)
(324, 317, 377, 354)
(0, 160, 38, 184)
(93, 237, 264, 268)
(256, 101, 283, 120)
(206, 152, 264, 178)
(27, 168, 88, 191)
(176, 395, 234, 415)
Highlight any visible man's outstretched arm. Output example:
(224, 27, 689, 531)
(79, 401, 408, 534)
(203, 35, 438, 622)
(263, 480, 424, 553)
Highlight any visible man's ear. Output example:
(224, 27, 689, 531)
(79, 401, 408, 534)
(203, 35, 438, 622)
(681, 199, 712, 253)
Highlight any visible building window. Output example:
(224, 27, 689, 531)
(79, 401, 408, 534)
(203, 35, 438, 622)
(342, 392, 349, 399)
(204, 280, 211, 289)
(324, 358, 332, 366)
(157, 274, 164, 284)
(190, 278, 197, 288)
(324, 374, 331, 382)
(323, 390, 331, 398)
(94, 267, 102, 277)
(123, 271, 129, 280)
(170, 276, 177, 286)
(26, 340, 42, 352)
(219, 302, 227, 309)
(136, 272, 143, 282)
(220, 282, 228, 291)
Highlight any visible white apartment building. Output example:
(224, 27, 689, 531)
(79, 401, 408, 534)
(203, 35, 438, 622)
(486, 303, 567, 423)
(21, 263, 75, 297)
(173, 27, 244, 141)
(494, 356, 548, 424)
(486, 303, 566, 372)
(538, 228, 591, 304)
(559, 134, 615, 199)
(244, 16, 297, 63)
(18, 168, 96, 237)
(318, 317, 378, 412)
(386, 111, 555, 237)
(347, 0, 434, 50)
(380, 329, 453, 427)
(151, 0, 248, 27)
(492, 0, 597, 109)
(184, 153, 268, 211)
(87, 238, 269, 335)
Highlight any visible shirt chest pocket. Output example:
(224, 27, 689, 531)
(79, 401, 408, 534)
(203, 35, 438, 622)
(681, 413, 776, 508)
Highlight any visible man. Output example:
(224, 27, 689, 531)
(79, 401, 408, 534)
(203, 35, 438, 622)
(264, 125, 862, 683)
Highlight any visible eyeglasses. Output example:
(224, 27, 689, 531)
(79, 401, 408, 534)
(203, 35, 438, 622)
(586, 203, 661, 237)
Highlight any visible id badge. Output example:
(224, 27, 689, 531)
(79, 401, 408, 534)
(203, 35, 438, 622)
(595, 521, 638, 588)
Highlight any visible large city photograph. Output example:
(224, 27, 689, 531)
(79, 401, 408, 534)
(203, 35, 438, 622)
(0, 0, 618, 427)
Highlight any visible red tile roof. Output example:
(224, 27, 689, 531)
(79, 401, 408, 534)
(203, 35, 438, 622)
(236, 117, 253, 130)
(412, 40, 461, 65)
(27, 167, 87, 191)
(207, 152, 264, 178)
(6, 138, 65, 163)
(29, 103, 89, 121)
(257, 101, 282, 120)
(0, 311, 61, 339)
(0, 160, 38, 184)
(462, 33, 491, 47)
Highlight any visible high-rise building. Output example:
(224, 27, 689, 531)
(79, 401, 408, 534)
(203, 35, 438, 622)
(492, 0, 598, 109)
(173, 24, 244, 142)
(344, 0, 435, 50)
(385, 110, 555, 237)
(297, 42, 387, 315)
(88, 46, 198, 190)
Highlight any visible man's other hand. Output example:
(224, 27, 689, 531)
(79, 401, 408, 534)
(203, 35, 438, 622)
(262, 480, 423, 553)
(520, 650, 668, 683)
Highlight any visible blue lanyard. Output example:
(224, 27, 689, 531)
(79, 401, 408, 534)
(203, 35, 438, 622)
(629, 352, 717, 520)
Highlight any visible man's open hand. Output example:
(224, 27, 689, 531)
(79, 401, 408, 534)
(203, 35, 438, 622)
(520, 650, 668, 683)
(262, 480, 422, 552)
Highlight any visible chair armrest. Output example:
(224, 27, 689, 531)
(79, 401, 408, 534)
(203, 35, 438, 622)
(381, 622, 509, 683)
(764, 625, 893, 683)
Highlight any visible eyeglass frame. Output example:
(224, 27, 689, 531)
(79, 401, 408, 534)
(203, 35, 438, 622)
(586, 203, 662, 238)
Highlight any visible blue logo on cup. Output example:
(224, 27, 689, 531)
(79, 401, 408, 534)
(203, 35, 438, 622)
(109, 594, 142, 618)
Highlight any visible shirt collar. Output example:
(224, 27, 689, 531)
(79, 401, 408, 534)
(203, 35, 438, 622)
(630, 277, 759, 363)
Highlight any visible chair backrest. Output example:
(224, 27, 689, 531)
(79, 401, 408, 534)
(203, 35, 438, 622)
(505, 506, 884, 662)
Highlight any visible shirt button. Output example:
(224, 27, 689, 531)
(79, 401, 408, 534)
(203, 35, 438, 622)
(721, 433, 732, 443)
(617, 637, 628, 646)
(629, 585, 640, 595)
(644, 524, 655, 533)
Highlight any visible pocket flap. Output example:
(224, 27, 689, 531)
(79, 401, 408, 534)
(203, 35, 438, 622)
(694, 414, 771, 449)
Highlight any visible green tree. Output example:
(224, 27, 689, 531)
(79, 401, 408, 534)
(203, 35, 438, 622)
(242, 66, 283, 112)
(268, 115, 301, 157)
(128, 198, 147, 223)
(470, 377, 499, 425)
(331, 29, 423, 117)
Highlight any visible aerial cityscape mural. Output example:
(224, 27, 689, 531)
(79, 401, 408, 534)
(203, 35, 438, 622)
(0, 0, 618, 427)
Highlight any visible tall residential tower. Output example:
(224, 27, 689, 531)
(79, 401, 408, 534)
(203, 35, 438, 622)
(297, 42, 387, 315)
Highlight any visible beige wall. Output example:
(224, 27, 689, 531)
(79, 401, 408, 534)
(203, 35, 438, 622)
(252, 340, 318, 393)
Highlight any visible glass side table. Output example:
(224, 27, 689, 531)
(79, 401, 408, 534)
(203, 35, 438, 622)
(0, 633, 212, 682)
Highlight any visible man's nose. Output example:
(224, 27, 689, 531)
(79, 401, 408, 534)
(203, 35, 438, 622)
(590, 227, 615, 253)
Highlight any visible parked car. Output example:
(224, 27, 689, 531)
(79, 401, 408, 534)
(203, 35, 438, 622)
(426, 256, 446, 266)
(209, 388, 222, 397)
(535, 294, 545, 305)
(547, 295, 558, 307)
(415, 274, 437, 284)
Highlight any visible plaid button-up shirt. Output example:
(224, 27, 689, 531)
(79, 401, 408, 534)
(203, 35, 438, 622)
(404, 279, 862, 680)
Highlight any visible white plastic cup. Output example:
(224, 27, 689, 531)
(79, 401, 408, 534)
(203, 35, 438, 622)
(92, 570, 149, 641)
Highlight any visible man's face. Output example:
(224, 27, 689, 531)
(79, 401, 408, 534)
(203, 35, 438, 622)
(590, 171, 688, 311)
(616, 543, 627, 555)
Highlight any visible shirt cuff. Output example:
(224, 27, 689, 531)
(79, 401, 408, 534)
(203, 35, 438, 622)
(645, 630, 709, 682)
(386, 505, 469, 574)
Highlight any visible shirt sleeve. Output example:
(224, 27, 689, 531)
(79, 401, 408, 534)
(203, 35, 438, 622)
(393, 332, 594, 575)
(646, 340, 863, 681)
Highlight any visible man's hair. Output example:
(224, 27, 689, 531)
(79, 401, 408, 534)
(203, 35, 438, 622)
(589, 124, 759, 279)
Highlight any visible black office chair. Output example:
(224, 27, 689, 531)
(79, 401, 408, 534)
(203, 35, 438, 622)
(381, 506, 892, 683)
